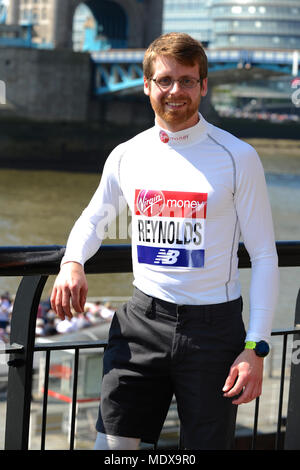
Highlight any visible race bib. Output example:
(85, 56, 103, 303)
(134, 189, 207, 268)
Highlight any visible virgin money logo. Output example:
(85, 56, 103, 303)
(159, 130, 169, 143)
(136, 189, 165, 216)
(135, 189, 207, 218)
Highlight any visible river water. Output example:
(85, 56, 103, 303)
(0, 138, 299, 332)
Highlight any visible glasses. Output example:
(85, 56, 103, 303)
(151, 76, 201, 90)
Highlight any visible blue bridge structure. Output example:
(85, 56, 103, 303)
(91, 48, 300, 96)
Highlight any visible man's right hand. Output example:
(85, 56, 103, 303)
(50, 262, 88, 320)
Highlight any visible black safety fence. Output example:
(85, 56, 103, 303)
(0, 242, 300, 450)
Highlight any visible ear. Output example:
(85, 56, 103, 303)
(144, 76, 150, 96)
(200, 78, 208, 97)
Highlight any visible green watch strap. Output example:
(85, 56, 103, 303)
(245, 340, 256, 350)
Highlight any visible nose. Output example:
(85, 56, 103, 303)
(169, 80, 182, 93)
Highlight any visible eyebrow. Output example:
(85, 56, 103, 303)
(153, 74, 200, 79)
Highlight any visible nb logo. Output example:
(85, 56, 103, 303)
(154, 249, 180, 265)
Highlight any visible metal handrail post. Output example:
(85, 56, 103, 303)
(4, 274, 48, 450)
(284, 288, 300, 449)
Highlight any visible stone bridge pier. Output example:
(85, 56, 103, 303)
(7, 0, 163, 50)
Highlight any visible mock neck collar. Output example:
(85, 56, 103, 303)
(155, 113, 208, 148)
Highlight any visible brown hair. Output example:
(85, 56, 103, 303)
(143, 32, 208, 80)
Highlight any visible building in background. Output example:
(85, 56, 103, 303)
(1, 0, 54, 48)
(0, 0, 39, 47)
(162, 0, 213, 47)
(17, 0, 53, 47)
(162, 0, 300, 50)
(210, 0, 300, 50)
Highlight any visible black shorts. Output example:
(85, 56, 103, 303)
(96, 288, 246, 449)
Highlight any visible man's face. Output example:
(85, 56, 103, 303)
(144, 55, 208, 132)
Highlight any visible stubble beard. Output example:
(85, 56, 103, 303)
(150, 93, 201, 128)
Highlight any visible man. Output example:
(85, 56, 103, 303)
(50, 33, 279, 450)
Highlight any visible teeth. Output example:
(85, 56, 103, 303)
(166, 102, 185, 106)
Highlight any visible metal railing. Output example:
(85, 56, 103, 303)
(250, 327, 300, 450)
(0, 241, 300, 450)
(33, 339, 107, 451)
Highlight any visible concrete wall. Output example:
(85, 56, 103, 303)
(89, 94, 155, 127)
(0, 46, 217, 124)
(0, 47, 91, 121)
(0, 46, 156, 124)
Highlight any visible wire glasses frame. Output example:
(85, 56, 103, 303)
(150, 77, 202, 90)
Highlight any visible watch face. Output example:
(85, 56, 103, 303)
(255, 341, 269, 357)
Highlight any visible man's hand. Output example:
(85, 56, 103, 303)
(222, 349, 264, 405)
(50, 262, 88, 320)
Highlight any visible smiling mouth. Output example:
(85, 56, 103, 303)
(165, 101, 187, 108)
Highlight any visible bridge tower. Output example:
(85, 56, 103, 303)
(6, 0, 162, 49)
(51, 0, 162, 50)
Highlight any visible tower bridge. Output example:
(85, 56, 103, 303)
(91, 48, 300, 95)
(1, 1, 300, 121)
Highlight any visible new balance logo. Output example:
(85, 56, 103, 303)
(137, 245, 205, 268)
(154, 249, 180, 265)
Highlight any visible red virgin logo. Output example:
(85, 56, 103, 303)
(136, 189, 165, 216)
(159, 130, 169, 143)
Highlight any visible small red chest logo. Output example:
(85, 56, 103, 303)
(159, 130, 169, 143)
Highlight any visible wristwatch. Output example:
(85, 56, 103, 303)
(245, 340, 270, 357)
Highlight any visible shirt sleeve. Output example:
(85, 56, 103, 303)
(234, 145, 279, 343)
(61, 146, 127, 267)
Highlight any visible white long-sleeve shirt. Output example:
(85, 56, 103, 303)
(62, 114, 279, 342)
